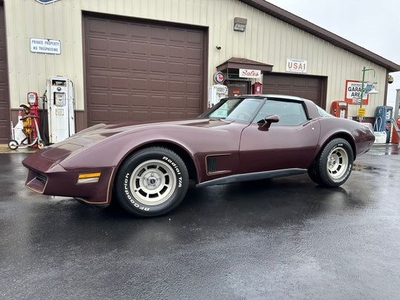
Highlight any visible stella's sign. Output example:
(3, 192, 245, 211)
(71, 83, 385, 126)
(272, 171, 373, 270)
(239, 69, 261, 78)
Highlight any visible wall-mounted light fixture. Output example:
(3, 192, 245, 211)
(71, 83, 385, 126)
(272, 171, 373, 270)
(233, 17, 247, 32)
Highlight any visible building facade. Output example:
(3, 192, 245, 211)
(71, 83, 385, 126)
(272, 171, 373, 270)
(0, 0, 399, 143)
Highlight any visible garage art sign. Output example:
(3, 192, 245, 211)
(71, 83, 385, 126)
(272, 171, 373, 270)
(344, 80, 369, 105)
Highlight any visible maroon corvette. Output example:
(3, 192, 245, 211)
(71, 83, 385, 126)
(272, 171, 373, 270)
(23, 95, 375, 217)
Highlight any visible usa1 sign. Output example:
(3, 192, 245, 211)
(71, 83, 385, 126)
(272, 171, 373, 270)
(286, 58, 307, 73)
(344, 80, 368, 105)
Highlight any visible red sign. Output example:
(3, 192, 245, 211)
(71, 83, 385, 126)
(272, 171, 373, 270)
(213, 72, 225, 84)
(344, 80, 369, 105)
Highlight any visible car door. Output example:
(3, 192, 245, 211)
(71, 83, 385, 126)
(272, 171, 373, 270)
(239, 99, 321, 173)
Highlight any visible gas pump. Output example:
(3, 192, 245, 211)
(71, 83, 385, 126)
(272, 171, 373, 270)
(392, 90, 400, 144)
(208, 84, 228, 108)
(374, 106, 393, 143)
(330, 101, 348, 118)
(46, 76, 75, 143)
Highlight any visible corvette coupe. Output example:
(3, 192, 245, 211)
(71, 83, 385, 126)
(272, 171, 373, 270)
(23, 94, 375, 217)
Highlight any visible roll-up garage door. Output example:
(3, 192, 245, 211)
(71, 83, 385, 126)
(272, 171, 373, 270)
(84, 14, 205, 126)
(263, 73, 325, 108)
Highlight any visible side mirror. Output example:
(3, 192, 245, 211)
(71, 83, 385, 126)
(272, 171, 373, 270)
(257, 114, 279, 131)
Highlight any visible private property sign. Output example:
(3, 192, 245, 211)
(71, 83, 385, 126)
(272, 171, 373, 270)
(345, 80, 369, 105)
(30, 38, 61, 54)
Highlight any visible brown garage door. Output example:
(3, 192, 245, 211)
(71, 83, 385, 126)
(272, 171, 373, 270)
(0, 3, 10, 143)
(84, 14, 205, 126)
(263, 73, 325, 108)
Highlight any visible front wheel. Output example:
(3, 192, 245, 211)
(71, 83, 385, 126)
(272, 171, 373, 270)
(308, 138, 354, 187)
(8, 140, 19, 150)
(114, 147, 189, 217)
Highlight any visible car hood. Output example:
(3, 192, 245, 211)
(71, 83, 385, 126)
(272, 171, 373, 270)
(71, 118, 232, 143)
(23, 118, 236, 171)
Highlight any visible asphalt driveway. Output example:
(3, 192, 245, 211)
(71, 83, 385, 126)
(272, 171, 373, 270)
(1, 144, 399, 300)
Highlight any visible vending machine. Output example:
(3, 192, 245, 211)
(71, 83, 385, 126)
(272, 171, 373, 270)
(46, 76, 75, 143)
(208, 84, 228, 108)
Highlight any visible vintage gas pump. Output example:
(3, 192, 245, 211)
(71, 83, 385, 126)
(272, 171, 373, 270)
(330, 101, 348, 118)
(374, 106, 393, 143)
(208, 84, 228, 108)
(252, 82, 262, 94)
(26, 91, 40, 142)
(46, 76, 75, 143)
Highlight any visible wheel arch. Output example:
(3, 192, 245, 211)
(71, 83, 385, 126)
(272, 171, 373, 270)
(112, 141, 198, 187)
(317, 132, 356, 161)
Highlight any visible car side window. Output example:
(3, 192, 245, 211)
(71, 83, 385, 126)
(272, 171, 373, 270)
(253, 99, 308, 125)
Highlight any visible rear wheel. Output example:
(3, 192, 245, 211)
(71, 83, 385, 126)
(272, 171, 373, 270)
(308, 138, 354, 187)
(114, 147, 189, 217)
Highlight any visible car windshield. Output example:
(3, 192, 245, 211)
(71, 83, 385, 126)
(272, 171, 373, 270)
(205, 98, 263, 122)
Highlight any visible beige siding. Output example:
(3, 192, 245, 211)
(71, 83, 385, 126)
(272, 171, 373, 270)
(4, 0, 386, 117)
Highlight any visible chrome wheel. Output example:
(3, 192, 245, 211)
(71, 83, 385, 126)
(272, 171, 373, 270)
(309, 138, 353, 187)
(327, 146, 349, 180)
(130, 159, 176, 206)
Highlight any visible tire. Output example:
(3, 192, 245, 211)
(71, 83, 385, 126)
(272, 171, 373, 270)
(308, 138, 354, 187)
(8, 140, 19, 150)
(114, 147, 189, 217)
(38, 140, 45, 149)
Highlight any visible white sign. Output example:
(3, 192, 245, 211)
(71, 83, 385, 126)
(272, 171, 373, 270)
(286, 58, 307, 73)
(239, 69, 261, 78)
(30, 38, 61, 54)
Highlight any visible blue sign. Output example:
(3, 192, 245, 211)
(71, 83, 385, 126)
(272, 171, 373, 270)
(35, 0, 61, 4)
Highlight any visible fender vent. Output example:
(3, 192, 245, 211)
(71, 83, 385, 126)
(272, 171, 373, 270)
(206, 156, 218, 173)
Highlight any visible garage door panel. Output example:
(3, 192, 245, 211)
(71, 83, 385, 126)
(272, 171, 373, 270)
(88, 37, 108, 52)
(150, 43, 167, 57)
(90, 109, 110, 122)
(187, 63, 202, 76)
(150, 27, 168, 41)
(130, 41, 149, 56)
(150, 60, 167, 73)
(169, 29, 185, 42)
(169, 46, 185, 59)
(109, 39, 129, 54)
(85, 15, 204, 125)
(110, 76, 129, 90)
(89, 55, 108, 69)
(89, 92, 109, 105)
(187, 31, 203, 44)
(109, 21, 129, 36)
(169, 96, 185, 108)
(149, 79, 168, 92)
(130, 58, 148, 72)
(169, 62, 185, 75)
(131, 78, 148, 91)
(170, 81, 185, 93)
(89, 75, 108, 88)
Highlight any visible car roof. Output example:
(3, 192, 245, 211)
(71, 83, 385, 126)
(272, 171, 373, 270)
(235, 94, 307, 102)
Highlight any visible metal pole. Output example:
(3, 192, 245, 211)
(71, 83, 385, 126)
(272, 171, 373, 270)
(359, 67, 366, 109)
